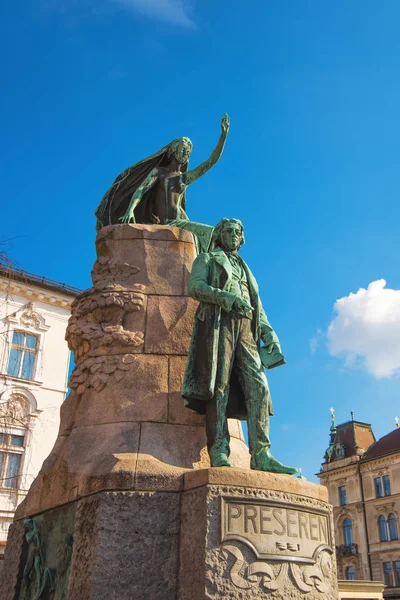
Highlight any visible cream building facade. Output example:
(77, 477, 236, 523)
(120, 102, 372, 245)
(318, 414, 400, 599)
(0, 265, 79, 560)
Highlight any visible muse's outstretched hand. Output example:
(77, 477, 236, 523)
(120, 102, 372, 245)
(221, 113, 230, 136)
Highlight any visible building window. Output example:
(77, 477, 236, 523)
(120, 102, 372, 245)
(384, 562, 400, 587)
(378, 515, 389, 542)
(7, 332, 38, 380)
(343, 519, 353, 546)
(388, 513, 398, 541)
(384, 562, 394, 587)
(345, 566, 355, 580)
(374, 477, 383, 498)
(394, 561, 400, 587)
(339, 485, 347, 505)
(0, 432, 24, 489)
(383, 474, 391, 496)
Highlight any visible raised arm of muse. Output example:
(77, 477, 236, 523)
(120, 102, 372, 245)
(184, 113, 230, 186)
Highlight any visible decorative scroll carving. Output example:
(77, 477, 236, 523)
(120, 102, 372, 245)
(66, 259, 146, 361)
(6, 302, 49, 332)
(20, 303, 42, 329)
(223, 544, 332, 595)
(91, 256, 140, 287)
(0, 394, 30, 425)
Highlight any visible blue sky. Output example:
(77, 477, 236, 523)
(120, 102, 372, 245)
(2, 0, 400, 480)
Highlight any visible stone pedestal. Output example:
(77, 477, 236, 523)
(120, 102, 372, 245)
(179, 469, 338, 600)
(0, 225, 338, 599)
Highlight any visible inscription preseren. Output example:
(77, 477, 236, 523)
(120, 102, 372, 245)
(221, 497, 332, 564)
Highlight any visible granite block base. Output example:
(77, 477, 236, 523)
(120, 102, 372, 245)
(1, 470, 338, 600)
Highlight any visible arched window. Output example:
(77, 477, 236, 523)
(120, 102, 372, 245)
(388, 513, 398, 541)
(343, 519, 353, 546)
(378, 515, 389, 542)
(345, 566, 355, 580)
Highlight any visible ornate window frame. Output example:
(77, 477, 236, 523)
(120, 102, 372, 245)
(0, 388, 41, 492)
(2, 302, 50, 383)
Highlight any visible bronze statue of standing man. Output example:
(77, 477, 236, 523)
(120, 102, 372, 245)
(182, 218, 297, 474)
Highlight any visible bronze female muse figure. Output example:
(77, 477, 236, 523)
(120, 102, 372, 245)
(95, 114, 230, 230)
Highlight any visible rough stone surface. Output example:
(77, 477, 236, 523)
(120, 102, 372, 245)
(68, 491, 180, 600)
(5, 473, 337, 600)
(184, 468, 329, 500)
(0, 520, 26, 600)
(96, 226, 194, 296)
(138, 422, 210, 469)
(73, 354, 169, 427)
(178, 474, 338, 600)
(98, 223, 195, 243)
(145, 296, 198, 355)
(16, 423, 141, 518)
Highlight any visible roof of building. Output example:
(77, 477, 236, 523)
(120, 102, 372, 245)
(324, 419, 376, 463)
(361, 427, 400, 461)
(0, 263, 81, 298)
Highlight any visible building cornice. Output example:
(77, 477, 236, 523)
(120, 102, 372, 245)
(0, 279, 75, 309)
(360, 454, 400, 471)
(318, 464, 359, 479)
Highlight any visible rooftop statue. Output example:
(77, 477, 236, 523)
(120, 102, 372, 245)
(182, 218, 297, 474)
(95, 114, 230, 231)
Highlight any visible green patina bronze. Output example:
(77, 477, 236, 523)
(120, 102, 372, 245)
(95, 114, 230, 231)
(182, 218, 297, 475)
(19, 509, 75, 600)
(21, 518, 55, 600)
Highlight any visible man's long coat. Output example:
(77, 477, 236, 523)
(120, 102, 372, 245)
(182, 247, 280, 420)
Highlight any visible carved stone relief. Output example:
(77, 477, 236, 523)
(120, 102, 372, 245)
(66, 257, 146, 362)
(0, 394, 30, 425)
(209, 487, 336, 598)
(18, 506, 75, 600)
(69, 354, 137, 395)
(6, 302, 49, 332)
(223, 544, 332, 594)
(20, 518, 56, 600)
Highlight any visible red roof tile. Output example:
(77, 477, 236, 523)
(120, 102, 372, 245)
(362, 428, 400, 461)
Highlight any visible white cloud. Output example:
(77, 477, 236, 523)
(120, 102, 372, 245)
(111, 0, 195, 27)
(327, 279, 400, 378)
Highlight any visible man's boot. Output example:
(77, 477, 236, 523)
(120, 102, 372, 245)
(251, 450, 298, 475)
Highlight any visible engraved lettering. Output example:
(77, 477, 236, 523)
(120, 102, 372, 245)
(244, 505, 258, 534)
(318, 516, 327, 543)
(309, 515, 319, 541)
(260, 507, 273, 534)
(298, 513, 309, 539)
(221, 498, 332, 563)
(273, 508, 286, 536)
(228, 504, 242, 532)
(286, 510, 298, 538)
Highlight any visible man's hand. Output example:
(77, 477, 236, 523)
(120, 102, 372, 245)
(119, 210, 136, 224)
(263, 342, 281, 354)
(233, 297, 254, 317)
